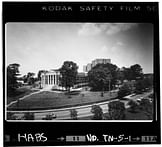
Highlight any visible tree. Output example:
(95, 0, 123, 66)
(122, 67, 132, 81)
(127, 100, 138, 112)
(26, 72, 35, 85)
(91, 105, 103, 120)
(70, 109, 78, 120)
(7, 63, 20, 95)
(135, 80, 145, 94)
(118, 83, 132, 98)
(37, 70, 46, 81)
(108, 101, 125, 120)
(24, 112, 34, 120)
(88, 63, 118, 92)
(122, 64, 144, 81)
(130, 64, 143, 80)
(59, 61, 78, 92)
(139, 98, 153, 119)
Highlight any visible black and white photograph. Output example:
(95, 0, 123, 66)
(3, 2, 160, 146)
(6, 23, 154, 121)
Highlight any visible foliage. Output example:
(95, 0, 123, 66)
(7, 63, 20, 95)
(130, 64, 143, 80)
(88, 63, 118, 91)
(43, 114, 53, 120)
(59, 61, 78, 92)
(91, 105, 103, 120)
(24, 112, 34, 120)
(70, 109, 78, 120)
(135, 78, 153, 94)
(108, 101, 125, 120)
(27, 72, 35, 85)
(127, 100, 139, 112)
(122, 67, 132, 81)
(37, 70, 46, 81)
(139, 98, 153, 119)
(122, 64, 143, 81)
(118, 83, 132, 98)
(7, 112, 17, 120)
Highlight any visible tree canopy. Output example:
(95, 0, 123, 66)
(122, 64, 144, 81)
(59, 61, 78, 91)
(7, 63, 20, 94)
(37, 70, 47, 81)
(88, 63, 118, 91)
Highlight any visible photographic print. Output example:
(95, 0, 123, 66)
(3, 2, 160, 146)
(6, 23, 154, 121)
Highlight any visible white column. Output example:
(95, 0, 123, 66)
(56, 73, 57, 85)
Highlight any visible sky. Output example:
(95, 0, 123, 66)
(6, 23, 153, 76)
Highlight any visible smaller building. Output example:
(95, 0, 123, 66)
(74, 72, 88, 88)
(83, 58, 111, 72)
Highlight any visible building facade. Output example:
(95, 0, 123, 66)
(83, 58, 111, 72)
(40, 70, 60, 89)
(40, 70, 88, 89)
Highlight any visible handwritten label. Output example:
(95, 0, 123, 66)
(18, 133, 47, 142)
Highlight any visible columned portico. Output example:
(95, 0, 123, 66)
(41, 70, 60, 89)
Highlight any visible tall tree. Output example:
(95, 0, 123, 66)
(88, 63, 117, 92)
(118, 83, 132, 98)
(108, 101, 125, 120)
(26, 72, 35, 85)
(59, 61, 78, 92)
(130, 64, 143, 80)
(91, 105, 103, 120)
(7, 63, 20, 94)
(37, 70, 46, 81)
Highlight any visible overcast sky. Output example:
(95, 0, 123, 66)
(6, 23, 153, 76)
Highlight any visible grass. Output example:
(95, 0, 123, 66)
(7, 91, 118, 110)
(7, 86, 39, 104)
(125, 110, 151, 120)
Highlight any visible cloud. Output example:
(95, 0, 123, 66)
(78, 23, 101, 36)
(101, 45, 108, 52)
(78, 23, 138, 36)
(116, 41, 124, 46)
(105, 23, 138, 35)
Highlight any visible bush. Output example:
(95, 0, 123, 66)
(118, 83, 132, 98)
(127, 100, 138, 113)
(108, 101, 125, 120)
(24, 112, 34, 120)
(70, 109, 78, 120)
(91, 105, 103, 120)
(139, 99, 153, 119)
(7, 112, 17, 120)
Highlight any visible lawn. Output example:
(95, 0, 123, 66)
(7, 86, 39, 104)
(7, 91, 118, 110)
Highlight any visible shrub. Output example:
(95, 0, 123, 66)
(91, 105, 103, 120)
(43, 113, 57, 120)
(24, 112, 34, 120)
(139, 98, 153, 119)
(108, 101, 125, 120)
(118, 83, 132, 98)
(70, 109, 78, 120)
(7, 112, 17, 120)
(127, 100, 138, 113)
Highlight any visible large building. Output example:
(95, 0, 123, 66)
(40, 70, 88, 89)
(83, 58, 111, 72)
(40, 69, 60, 89)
